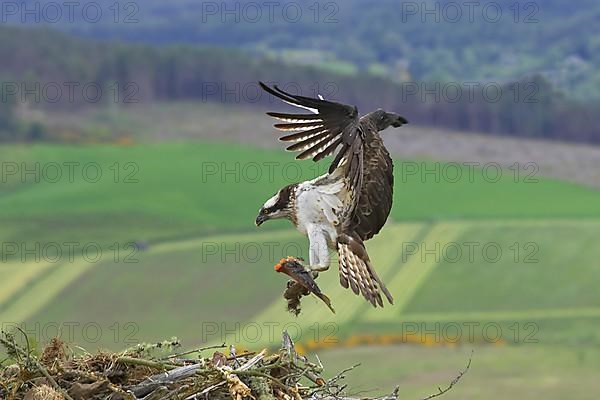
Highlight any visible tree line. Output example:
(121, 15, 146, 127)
(0, 26, 598, 144)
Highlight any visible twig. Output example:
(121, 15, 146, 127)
(328, 363, 361, 385)
(227, 351, 256, 361)
(116, 356, 179, 370)
(308, 363, 360, 398)
(16, 328, 31, 366)
(160, 343, 226, 361)
(234, 370, 288, 391)
(238, 349, 267, 370)
(421, 350, 473, 400)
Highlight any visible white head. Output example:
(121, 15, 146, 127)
(255, 184, 296, 226)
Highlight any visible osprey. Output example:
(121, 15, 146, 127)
(255, 82, 407, 307)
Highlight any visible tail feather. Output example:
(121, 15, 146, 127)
(337, 234, 394, 307)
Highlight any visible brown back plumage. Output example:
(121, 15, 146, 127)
(346, 121, 394, 241)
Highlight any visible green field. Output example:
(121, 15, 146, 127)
(317, 345, 600, 399)
(1, 142, 600, 249)
(2, 142, 600, 398)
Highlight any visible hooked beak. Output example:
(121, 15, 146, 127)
(255, 213, 268, 227)
(392, 115, 408, 127)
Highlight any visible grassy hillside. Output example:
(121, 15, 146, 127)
(2, 142, 600, 253)
(1, 142, 600, 398)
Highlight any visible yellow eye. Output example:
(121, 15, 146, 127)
(262, 209, 269, 214)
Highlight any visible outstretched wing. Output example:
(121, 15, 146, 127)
(335, 128, 395, 306)
(259, 82, 359, 169)
(260, 81, 366, 225)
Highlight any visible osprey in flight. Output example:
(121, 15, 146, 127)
(255, 82, 407, 307)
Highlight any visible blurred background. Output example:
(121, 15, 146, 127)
(1, 0, 599, 398)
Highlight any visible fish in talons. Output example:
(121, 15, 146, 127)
(274, 256, 335, 314)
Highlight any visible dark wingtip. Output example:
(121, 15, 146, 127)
(384, 291, 394, 305)
(260, 81, 281, 97)
(376, 295, 384, 308)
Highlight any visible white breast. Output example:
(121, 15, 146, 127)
(294, 175, 345, 244)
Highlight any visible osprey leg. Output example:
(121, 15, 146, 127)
(306, 224, 331, 272)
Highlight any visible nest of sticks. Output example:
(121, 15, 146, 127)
(0, 329, 395, 400)
(0, 329, 469, 400)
